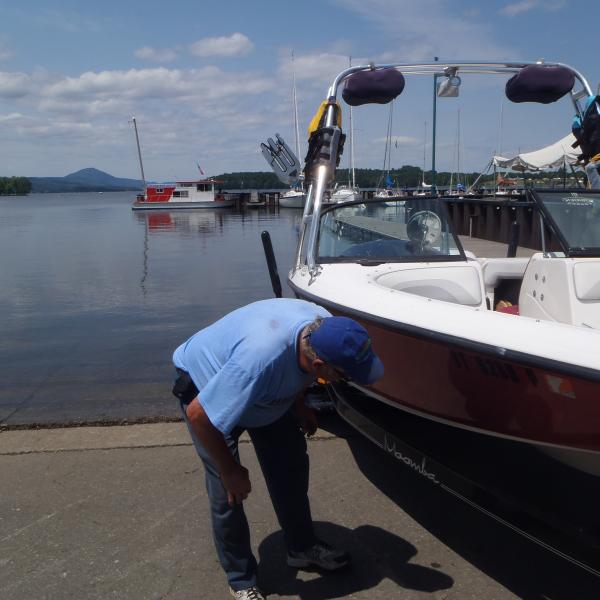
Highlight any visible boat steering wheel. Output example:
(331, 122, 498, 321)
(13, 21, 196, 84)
(407, 210, 442, 250)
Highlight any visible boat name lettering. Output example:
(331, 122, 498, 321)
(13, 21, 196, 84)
(450, 351, 469, 369)
(384, 435, 439, 484)
(524, 368, 539, 386)
(451, 351, 521, 384)
(475, 357, 519, 383)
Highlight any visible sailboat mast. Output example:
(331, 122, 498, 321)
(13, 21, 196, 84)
(350, 108, 356, 188)
(381, 101, 394, 188)
(131, 116, 146, 190)
(386, 101, 394, 174)
(423, 120, 427, 186)
(349, 57, 356, 190)
(291, 51, 301, 161)
(457, 109, 461, 186)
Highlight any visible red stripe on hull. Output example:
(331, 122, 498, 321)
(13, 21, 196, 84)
(334, 313, 600, 452)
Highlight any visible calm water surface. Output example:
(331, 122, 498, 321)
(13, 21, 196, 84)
(0, 192, 301, 425)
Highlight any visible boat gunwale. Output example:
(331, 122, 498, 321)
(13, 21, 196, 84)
(288, 278, 600, 384)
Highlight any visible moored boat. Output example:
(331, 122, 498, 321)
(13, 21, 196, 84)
(129, 117, 234, 211)
(132, 179, 235, 210)
(284, 59, 600, 571)
(330, 184, 361, 203)
(279, 188, 306, 208)
(374, 187, 406, 201)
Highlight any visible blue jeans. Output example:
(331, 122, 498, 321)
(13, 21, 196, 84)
(181, 403, 316, 591)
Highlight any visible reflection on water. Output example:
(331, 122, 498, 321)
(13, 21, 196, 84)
(0, 192, 300, 425)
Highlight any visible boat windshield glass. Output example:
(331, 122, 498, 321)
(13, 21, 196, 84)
(317, 198, 465, 263)
(532, 190, 600, 256)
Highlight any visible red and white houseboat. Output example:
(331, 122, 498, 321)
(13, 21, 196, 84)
(132, 179, 235, 210)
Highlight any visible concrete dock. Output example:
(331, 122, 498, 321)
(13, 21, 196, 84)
(1, 415, 597, 599)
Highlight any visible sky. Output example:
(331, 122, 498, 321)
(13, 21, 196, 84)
(0, 0, 598, 181)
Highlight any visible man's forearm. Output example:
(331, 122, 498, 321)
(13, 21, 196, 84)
(186, 399, 237, 475)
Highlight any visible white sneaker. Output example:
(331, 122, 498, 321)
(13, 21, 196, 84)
(229, 586, 266, 600)
(287, 540, 351, 571)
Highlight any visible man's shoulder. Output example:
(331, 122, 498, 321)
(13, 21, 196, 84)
(230, 298, 330, 324)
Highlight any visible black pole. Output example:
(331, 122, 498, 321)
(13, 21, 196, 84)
(261, 230, 283, 298)
(507, 221, 520, 258)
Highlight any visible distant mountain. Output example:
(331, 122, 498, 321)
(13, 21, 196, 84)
(29, 168, 143, 193)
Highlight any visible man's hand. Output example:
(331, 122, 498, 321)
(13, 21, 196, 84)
(221, 463, 252, 506)
(186, 399, 252, 506)
(295, 400, 318, 437)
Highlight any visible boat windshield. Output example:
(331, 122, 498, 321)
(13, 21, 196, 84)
(317, 198, 465, 263)
(532, 190, 600, 256)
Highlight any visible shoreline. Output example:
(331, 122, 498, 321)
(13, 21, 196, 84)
(0, 414, 183, 432)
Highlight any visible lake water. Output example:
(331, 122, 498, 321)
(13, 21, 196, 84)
(0, 192, 302, 426)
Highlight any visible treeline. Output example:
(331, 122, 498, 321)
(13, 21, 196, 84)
(0, 176, 32, 195)
(216, 165, 581, 189)
(216, 167, 483, 189)
(216, 171, 285, 189)
(335, 166, 482, 188)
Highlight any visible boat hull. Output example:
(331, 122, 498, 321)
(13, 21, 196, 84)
(132, 200, 235, 210)
(332, 381, 600, 572)
(279, 194, 306, 208)
(289, 283, 600, 465)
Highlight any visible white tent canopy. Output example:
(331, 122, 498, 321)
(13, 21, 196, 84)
(493, 133, 581, 171)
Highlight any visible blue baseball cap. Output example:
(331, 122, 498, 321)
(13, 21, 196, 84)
(309, 317, 384, 385)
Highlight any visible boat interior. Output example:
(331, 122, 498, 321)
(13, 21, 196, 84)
(314, 189, 600, 330)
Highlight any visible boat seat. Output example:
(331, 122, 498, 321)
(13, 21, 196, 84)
(375, 264, 484, 307)
(519, 254, 600, 328)
(479, 257, 530, 290)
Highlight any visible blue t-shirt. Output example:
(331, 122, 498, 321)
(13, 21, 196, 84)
(173, 298, 331, 434)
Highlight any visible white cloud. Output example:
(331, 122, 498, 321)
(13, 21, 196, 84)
(188, 33, 253, 58)
(41, 66, 272, 102)
(16, 120, 95, 138)
(42, 67, 186, 99)
(134, 46, 179, 63)
(500, 0, 565, 17)
(0, 71, 31, 98)
(0, 112, 23, 123)
(38, 96, 129, 118)
(500, 0, 539, 16)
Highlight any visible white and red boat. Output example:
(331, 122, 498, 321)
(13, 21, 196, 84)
(132, 179, 235, 210)
(128, 118, 235, 211)
(286, 60, 600, 572)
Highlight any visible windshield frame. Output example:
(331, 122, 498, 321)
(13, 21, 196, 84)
(315, 196, 468, 265)
(529, 189, 600, 257)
